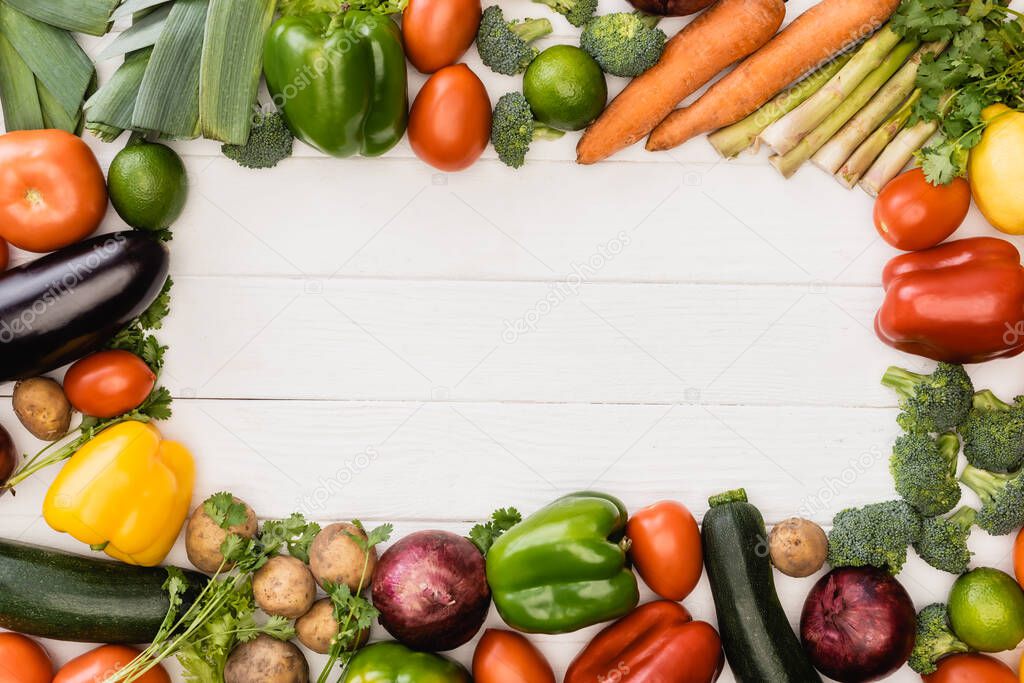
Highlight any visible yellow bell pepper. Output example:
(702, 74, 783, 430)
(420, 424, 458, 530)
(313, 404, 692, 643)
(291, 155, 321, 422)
(969, 104, 1024, 235)
(43, 420, 194, 566)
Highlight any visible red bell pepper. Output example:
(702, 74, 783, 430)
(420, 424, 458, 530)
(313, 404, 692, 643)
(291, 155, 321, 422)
(876, 237, 1024, 363)
(564, 600, 723, 683)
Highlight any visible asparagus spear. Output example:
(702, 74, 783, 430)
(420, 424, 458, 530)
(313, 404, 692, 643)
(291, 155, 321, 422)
(759, 25, 903, 155)
(836, 90, 920, 187)
(858, 118, 939, 195)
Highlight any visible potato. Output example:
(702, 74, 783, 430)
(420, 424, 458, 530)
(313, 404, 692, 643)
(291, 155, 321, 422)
(769, 517, 829, 578)
(309, 523, 377, 592)
(224, 635, 308, 683)
(254, 555, 316, 619)
(295, 598, 370, 654)
(185, 496, 258, 573)
(13, 377, 71, 441)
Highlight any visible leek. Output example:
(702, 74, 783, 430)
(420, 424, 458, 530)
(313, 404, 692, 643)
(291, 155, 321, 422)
(836, 90, 920, 188)
(98, 4, 172, 61)
(85, 48, 153, 141)
(760, 25, 903, 155)
(707, 52, 853, 158)
(113, 0, 175, 21)
(38, 77, 84, 132)
(0, 31, 44, 130)
(858, 119, 938, 195)
(3, 0, 119, 37)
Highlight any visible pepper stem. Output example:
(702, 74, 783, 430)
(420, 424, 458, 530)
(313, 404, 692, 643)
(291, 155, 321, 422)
(90, 542, 109, 552)
(618, 536, 632, 553)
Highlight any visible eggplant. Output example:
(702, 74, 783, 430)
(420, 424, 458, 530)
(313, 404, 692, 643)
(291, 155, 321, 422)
(0, 232, 169, 382)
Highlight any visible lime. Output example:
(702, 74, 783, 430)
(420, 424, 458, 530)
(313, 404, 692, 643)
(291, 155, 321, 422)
(948, 567, 1024, 652)
(107, 141, 189, 232)
(524, 45, 607, 132)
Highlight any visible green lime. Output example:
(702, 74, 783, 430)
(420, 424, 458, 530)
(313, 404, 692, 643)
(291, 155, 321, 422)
(948, 567, 1024, 652)
(524, 45, 607, 132)
(107, 141, 188, 232)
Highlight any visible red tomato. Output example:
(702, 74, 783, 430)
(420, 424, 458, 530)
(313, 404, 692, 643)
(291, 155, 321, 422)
(0, 237, 8, 271)
(409, 64, 491, 172)
(403, 0, 481, 73)
(874, 168, 971, 251)
(63, 350, 156, 418)
(0, 130, 107, 253)
(1015, 529, 1024, 589)
(627, 500, 703, 600)
(0, 632, 52, 683)
(923, 653, 1016, 683)
(472, 629, 555, 683)
(54, 645, 169, 683)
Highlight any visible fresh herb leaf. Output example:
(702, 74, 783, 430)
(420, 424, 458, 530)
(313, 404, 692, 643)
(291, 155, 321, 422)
(261, 513, 322, 563)
(277, 0, 343, 15)
(205, 492, 250, 529)
(469, 507, 522, 555)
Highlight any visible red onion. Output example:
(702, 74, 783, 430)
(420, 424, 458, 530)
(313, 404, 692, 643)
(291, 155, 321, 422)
(800, 566, 916, 682)
(0, 424, 14, 493)
(371, 530, 490, 651)
(627, 0, 715, 15)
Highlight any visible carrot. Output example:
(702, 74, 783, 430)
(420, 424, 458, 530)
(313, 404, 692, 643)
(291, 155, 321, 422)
(646, 0, 902, 152)
(575, 0, 785, 165)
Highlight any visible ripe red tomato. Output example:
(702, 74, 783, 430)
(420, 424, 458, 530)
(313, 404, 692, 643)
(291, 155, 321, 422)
(63, 350, 156, 418)
(409, 64, 491, 172)
(627, 500, 703, 600)
(0, 130, 107, 253)
(403, 0, 481, 74)
(0, 632, 52, 683)
(874, 168, 971, 251)
(923, 653, 1016, 683)
(54, 645, 169, 683)
(472, 629, 555, 683)
(0, 237, 8, 271)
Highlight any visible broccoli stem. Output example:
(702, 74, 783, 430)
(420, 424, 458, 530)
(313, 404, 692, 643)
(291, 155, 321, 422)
(533, 123, 564, 141)
(881, 366, 926, 399)
(937, 433, 961, 464)
(973, 389, 1011, 412)
(511, 17, 553, 43)
(634, 10, 661, 29)
(961, 465, 1015, 503)
(708, 488, 748, 507)
(947, 505, 977, 530)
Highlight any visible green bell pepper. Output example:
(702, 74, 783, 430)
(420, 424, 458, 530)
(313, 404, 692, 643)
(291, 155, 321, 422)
(263, 12, 407, 157)
(341, 642, 471, 683)
(486, 491, 639, 634)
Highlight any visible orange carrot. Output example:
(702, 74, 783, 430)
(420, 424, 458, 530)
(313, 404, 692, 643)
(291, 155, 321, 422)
(646, 0, 902, 151)
(575, 0, 785, 165)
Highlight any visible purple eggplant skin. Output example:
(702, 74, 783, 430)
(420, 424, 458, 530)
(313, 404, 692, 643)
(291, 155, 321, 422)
(0, 232, 169, 382)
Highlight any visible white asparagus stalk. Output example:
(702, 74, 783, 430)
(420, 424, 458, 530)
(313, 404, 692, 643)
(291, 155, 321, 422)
(759, 25, 903, 155)
(858, 118, 939, 195)
(835, 90, 921, 187)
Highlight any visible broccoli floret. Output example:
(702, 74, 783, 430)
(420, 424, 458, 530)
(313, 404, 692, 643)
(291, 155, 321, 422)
(476, 6, 553, 75)
(490, 92, 564, 168)
(960, 465, 1024, 535)
(579, 12, 666, 77)
(532, 0, 597, 27)
(827, 500, 923, 574)
(221, 110, 294, 170)
(890, 432, 962, 516)
(914, 506, 976, 574)
(959, 390, 1024, 472)
(881, 363, 973, 434)
(908, 603, 971, 674)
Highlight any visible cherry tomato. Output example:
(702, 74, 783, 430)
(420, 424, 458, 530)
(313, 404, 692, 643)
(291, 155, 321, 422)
(0, 632, 52, 683)
(409, 64, 491, 172)
(626, 500, 703, 600)
(54, 645, 169, 683)
(472, 629, 555, 683)
(0, 130, 107, 253)
(403, 0, 481, 74)
(923, 653, 1016, 683)
(63, 350, 156, 418)
(0, 237, 9, 271)
(874, 168, 971, 251)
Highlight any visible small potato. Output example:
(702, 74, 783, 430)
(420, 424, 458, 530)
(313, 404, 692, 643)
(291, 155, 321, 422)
(309, 523, 377, 592)
(13, 377, 71, 441)
(254, 555, 316, 619)
(296, 598, 369, 654)
(769, 517, 829, 578)
(185, 496, 257, 573)
(224, 635, 308, 683)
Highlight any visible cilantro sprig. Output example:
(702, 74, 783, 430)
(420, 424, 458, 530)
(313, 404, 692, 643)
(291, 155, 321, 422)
(469, 507, 522, 555)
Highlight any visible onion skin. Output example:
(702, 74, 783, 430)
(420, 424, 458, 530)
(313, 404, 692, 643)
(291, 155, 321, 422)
(800, 567, 916, 682)
(0, 424, 14, 492)
(372, 530, 490, 651)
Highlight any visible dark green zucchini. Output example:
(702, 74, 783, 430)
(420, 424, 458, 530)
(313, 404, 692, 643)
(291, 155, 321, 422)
(0, 538, 206, 643)
(702, 489, 822, 682)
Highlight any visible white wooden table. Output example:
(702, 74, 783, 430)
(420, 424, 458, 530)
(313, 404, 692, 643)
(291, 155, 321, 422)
(3, 2, 1024, 679)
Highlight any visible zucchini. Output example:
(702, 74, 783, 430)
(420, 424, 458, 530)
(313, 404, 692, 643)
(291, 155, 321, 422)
(0, 538, 206, 643)
(702, 489, 822, 682)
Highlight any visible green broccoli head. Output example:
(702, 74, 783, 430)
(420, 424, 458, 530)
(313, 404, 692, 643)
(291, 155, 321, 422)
(490, 91, 564, 169)
(960, 390, 1024, 472)
(914, 506, 976, 575)
(960, 465, 1024, 535)
(890, 432, 962, 516)
(827, 499, 924, 574)
(221, 110, 295, 170)
(580, 12, 666, 77)
(476, 6, 553, 75)
(908, 603, 971, 674)
(532, 0, 597, 26)
(881, 363, 973, 434)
